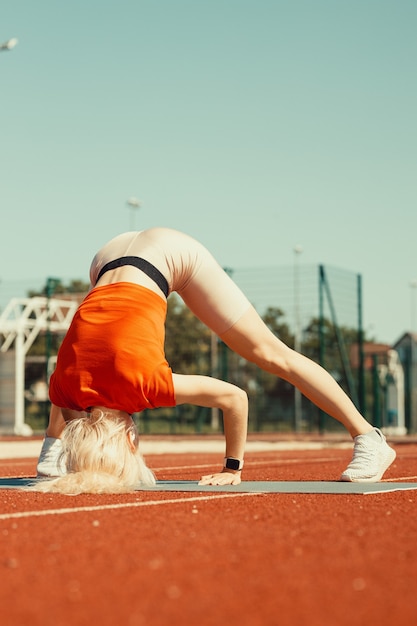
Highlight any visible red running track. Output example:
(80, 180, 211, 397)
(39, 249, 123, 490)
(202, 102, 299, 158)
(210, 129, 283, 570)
(0, 442, 417, 626)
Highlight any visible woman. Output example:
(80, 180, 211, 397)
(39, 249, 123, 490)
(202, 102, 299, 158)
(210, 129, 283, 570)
(36, 227, 396, 493)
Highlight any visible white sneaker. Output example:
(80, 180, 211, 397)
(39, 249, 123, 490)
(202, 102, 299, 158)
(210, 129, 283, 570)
(36, 437, 67, 477)
(340, 428, 396, 482)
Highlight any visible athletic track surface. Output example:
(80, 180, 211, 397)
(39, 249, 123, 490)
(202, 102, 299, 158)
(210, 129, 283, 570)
(1, 434, 416, 626)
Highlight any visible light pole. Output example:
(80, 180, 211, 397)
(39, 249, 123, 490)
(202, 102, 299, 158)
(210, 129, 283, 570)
(127, 197, 141, 230)
(293, 245, 303, 432)
(0, 38, 18, 52)
(410, 280, 417, 333)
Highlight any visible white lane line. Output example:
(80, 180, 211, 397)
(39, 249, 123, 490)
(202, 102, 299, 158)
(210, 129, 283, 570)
(0, 439, 354, 460)
(152, 456, 342, 471)
(0, 492, 263, 521)
(0, 456, 36, 463)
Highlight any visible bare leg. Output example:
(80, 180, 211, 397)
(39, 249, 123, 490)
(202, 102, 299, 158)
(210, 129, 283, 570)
(220, 306, 373, 438)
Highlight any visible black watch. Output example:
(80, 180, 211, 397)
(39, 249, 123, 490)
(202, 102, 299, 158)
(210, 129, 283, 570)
(224, 457, 244, 471)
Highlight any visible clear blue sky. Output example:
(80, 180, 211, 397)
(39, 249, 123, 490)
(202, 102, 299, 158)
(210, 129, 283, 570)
(1, 0, 416, 345)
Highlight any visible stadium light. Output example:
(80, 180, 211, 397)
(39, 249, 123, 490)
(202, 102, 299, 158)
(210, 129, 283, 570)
(126, 197, 141, 230)
(0, 38, 18, 51)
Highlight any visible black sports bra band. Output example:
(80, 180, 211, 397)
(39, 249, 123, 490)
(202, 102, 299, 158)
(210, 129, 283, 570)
(95, 256, 169, 298)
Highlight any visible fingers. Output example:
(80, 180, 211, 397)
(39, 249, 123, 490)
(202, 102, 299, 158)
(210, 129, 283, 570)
(198, 472, 242, 486)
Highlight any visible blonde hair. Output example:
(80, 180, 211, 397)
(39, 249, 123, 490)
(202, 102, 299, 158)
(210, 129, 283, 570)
(34, 410, 156, 495)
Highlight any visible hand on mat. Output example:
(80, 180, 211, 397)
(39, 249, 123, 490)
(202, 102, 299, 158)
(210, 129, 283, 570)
(199, 471, 242, 486)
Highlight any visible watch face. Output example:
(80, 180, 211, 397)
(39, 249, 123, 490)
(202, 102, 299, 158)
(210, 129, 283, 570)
(226, 458, 240, 471)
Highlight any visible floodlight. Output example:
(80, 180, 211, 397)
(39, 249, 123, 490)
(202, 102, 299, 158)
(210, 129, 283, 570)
(0, 38, 18, 51)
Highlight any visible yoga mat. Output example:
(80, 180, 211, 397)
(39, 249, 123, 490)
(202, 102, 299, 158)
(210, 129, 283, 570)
(1, 477, 416, 494)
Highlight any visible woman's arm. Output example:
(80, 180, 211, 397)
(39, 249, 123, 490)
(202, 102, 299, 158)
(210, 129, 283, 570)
(172, 373, 248, 485)
(46, 404, 90, 437)
(45, 404, 67, 438)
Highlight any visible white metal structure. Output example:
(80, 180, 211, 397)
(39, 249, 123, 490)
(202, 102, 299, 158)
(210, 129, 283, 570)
(379, 349, 407, 436)
(0, 296, 77, 435)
